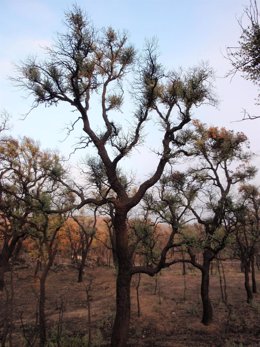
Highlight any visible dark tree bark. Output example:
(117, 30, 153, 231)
(111, 212, 132, 347)
(201, 253, 213, 325)
(111, 269, 131, 347)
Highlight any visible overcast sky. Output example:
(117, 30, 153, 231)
(0, 0, 259, 182)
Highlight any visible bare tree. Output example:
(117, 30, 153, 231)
(0, 136, 72, 291)
(72, 214, 96, 282)
(147, 122, 256, 325)
(233, 184, 260, 303)
(177, 122, 255, 324)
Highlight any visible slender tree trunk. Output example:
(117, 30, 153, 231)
(181, 253, 186, 276)
(86, 279, 93, 347)
(0, 262, 5, 291)
(34, 259, 42, 278)
(0, 255, 8, 291)
(12, 239, 23, 262)
(244, 260, 253, 303)
(39, 273, 47, 347)
(111, 211, 132, 347)
(251, 255, 257, 293)
(201, 255, 213, 325)
(136, 273, 141, 317)
(38, 242, 58, 346)
(77, 253, 87, 283)
(256, 254, 260, 271)
(78, 263, 84, 283)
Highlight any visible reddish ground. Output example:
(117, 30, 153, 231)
(1, 261, 260, 346)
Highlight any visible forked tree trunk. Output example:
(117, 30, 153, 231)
(201, 257, 213, 325)
(244, 260, 253, 303)
(110, 211, 132, 347)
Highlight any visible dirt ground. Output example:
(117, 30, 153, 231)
(0, 261, 260, 346)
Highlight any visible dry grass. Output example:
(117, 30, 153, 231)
(0, 262, 260, 346)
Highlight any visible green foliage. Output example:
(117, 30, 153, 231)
(130, 219, 160, 265)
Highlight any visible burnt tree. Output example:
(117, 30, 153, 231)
(15, 7, 213, 346)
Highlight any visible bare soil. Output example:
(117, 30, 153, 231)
(1, 261, 260, 346)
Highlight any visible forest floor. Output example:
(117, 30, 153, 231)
(0, 261, 260, 346)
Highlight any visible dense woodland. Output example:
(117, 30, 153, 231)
(1, 2, 260, 347)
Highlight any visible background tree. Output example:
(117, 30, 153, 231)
(66, 214, 96, 282)
(161, 122, 256, 325)
(31, 212, 72, 347)
(232, 184, 260, 303)
(0, 136, 71, 291)
(15, 7, 214, 346)
(227, 0, 260, 116)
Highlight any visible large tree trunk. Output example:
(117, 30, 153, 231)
(244, 260, 253, 303)
(111, 268, 131, 347)
(111, 211, 132, 347)
(201, 253, 213, 325)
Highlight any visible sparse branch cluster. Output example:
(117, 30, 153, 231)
(227, 0, 260, 111)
